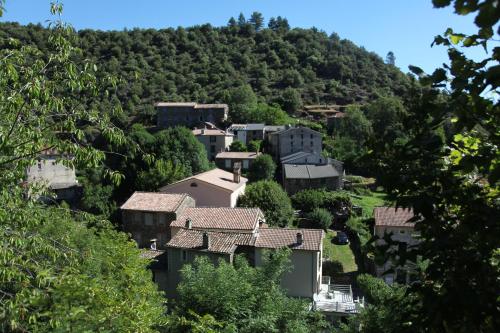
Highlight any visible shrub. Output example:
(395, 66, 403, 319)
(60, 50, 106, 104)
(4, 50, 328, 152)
(307, 208, 333, 230)
(247, 154, 276, 182)
(291, 189, 352, 214)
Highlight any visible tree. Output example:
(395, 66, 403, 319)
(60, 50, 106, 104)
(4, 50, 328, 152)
(386, 51, 396, 65)
(280, 87, 303, 114)
(247, 154, 276, 182)
(225, 84, 258, 123)
(229, 140, 247, 152)
(247, 140, 262, 152)
(237, 13, 246, 27)
(307, 208, 333, 230)
(175, 251, 328, 332)
(249, 12, 264, 31)
(247, 103, 291, 125)
(363, 1, 500, 332)
(238, 181, 294, 227)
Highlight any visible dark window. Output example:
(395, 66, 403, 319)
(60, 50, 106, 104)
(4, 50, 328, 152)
(301, 134, 303, 139)
(182, 250, 187, 261)
(291, 135, 294, 139)
(190, 182, 198, 187)
(210, 145, 216, 153)
(210, 136, 216, 143)
(310, 141, 313, 146)
(310, 134, 313, 139)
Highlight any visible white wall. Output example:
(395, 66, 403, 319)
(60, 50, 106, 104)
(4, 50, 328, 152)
(161, 180, 233, 207)
(27, 157, 77, 186)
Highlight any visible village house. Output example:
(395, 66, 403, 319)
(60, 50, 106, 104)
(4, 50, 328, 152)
(227, 123, 265, 145)
(373, 207, 420, 284)
(282, 163, 343, 194)
(156, 102, 228, 128)
(215, 151, 261, 171)
(26, 149, 81, 203)
(280, 151, 329, 165)
(158, 167, 247, 208)
(268, 126, 323, 160)
(192, 128, 234, 161)
(121, 191, 360, 319)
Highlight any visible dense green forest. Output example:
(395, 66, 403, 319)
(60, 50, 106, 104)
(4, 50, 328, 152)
(0, 14, 412, 123)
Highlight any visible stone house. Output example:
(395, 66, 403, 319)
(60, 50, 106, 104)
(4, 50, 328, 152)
(268, 126, 323, 160)
(159, 167, 247, 208)
(282, 163, 342, 194)
(192, 128, 234, 161)
(215, 151, 261, 171)
(26, 149, 81, 202)
(156, 102, 228, 128)
(227, 123, 265, 145)
(373, 207, 419, 284)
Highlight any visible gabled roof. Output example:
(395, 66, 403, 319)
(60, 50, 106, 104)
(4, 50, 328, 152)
(374, 207, 415, 227)
(192, 129, 233, 136)
(264, 125, 287, 132)
(270, 126, 322, 137)
(228, 123, 265, 131)
(160, 168, 247, 193)
(284, 164, 339, 179)
(170, 207, 263, 231)
(166, 229, 255, 254)
(255, 228, 323, 251)
(215, 152, 261, 159)
(120, 192, 188, 212)
(280, 151, 319, 164)
(154, 102, 228, 109)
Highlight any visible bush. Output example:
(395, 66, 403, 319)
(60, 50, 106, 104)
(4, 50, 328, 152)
(247, 140, 262, 152)
(307, 208, 333, 230)
(247, 154, 276, 182)
(323, 260, 344, 276)
(230, 140, 247, 152)
(238, 180, 294, 227)
(291, 189, 352, 214)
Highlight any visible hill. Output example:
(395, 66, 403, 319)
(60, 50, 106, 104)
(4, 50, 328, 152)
(0, 16, 412, 124)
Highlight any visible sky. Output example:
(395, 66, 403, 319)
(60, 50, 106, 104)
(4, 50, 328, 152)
(0, 0, 487, 74)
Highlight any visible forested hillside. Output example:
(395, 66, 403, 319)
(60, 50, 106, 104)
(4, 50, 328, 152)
(0, 14, 411, 123)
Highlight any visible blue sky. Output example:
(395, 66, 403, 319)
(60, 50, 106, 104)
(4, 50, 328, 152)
(0, 0, 486, 74)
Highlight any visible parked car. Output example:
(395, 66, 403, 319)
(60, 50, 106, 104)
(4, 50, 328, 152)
(336, 231, 349, 245)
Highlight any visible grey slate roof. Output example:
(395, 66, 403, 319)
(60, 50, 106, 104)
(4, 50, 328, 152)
(284, 164, 340, 179)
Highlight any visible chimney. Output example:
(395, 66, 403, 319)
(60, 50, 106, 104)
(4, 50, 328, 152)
(150, 239, 157, 251)
(202, 232, 210, 249)
(233, 162, 241, 183)
(296, 232, 303, 245)
(185, 218, 192, 229)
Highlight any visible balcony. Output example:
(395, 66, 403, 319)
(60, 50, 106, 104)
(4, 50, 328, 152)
(313, 276, 364, 315)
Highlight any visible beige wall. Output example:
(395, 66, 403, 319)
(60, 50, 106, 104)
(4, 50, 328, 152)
(255, 248, 321, 298)
(196, 134, 233, 161)
(161, 180, 241, 207)
(230, 183, 246, 207)
(27, 156, 77, 186)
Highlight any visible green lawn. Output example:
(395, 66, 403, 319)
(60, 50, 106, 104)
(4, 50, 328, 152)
(323, 230, 358, 273)
(349, 191, 388, 218)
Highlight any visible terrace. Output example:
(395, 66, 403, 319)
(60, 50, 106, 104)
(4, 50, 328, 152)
(313, 276, 364, 316)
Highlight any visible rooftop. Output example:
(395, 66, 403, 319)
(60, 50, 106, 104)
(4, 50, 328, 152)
(280, 151, 320, 164)
(171, 207, 263, 231)
(255, 228, 323, 251)
(374, 207, 416, 227)
(192, 128, 233, 136)
(166, 229, 255, 254)
(228, 123, 265, 131)
(160, 168, 247, 192)
(284, 164, 340, 179)
(120, 192, 188, 212)
(155, 102, 228, 109)
(215, 151, 261, 159)
(270, 126, 322, 137)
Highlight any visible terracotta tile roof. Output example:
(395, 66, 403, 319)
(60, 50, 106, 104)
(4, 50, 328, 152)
(166, 229, 255, 254)
(215, 152, 261, 159)
(171, 207, 263, 231)
(255, 228, 323, 251)
(120, 192, 188, 212)
(192, 129, 233, 136)
(160, 168, 247, 193)
(374, 207, 415, 227)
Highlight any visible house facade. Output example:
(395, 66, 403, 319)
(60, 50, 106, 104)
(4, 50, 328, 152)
(282, 163, 342, 194)
(156, 102, 228, 128)
(26, 150, 81, 202)
(215, 151, 261, 171)
(192, 128, 234, 161)
(268, 126, 323, 160)
(159, 168, 247, 208)
(227, 124, 265, 145)
(373, 207, 419, 284)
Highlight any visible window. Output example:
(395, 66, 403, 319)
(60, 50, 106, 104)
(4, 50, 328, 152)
(210, 145, 216, 153)
(400, 229, 406, 234)
(301, 134, 303, 139)
(210, 136, 216, 143)
(310, 141, 313, 147)
(290, 135, 294, 139)
(310, 134, 313, 139)
(182, 250, 188, 261)
(190, 182, 198, 187)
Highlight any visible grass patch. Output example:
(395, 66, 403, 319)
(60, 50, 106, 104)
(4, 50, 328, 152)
(349, 191, 388, 218)
(323, 231, 358, 273)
